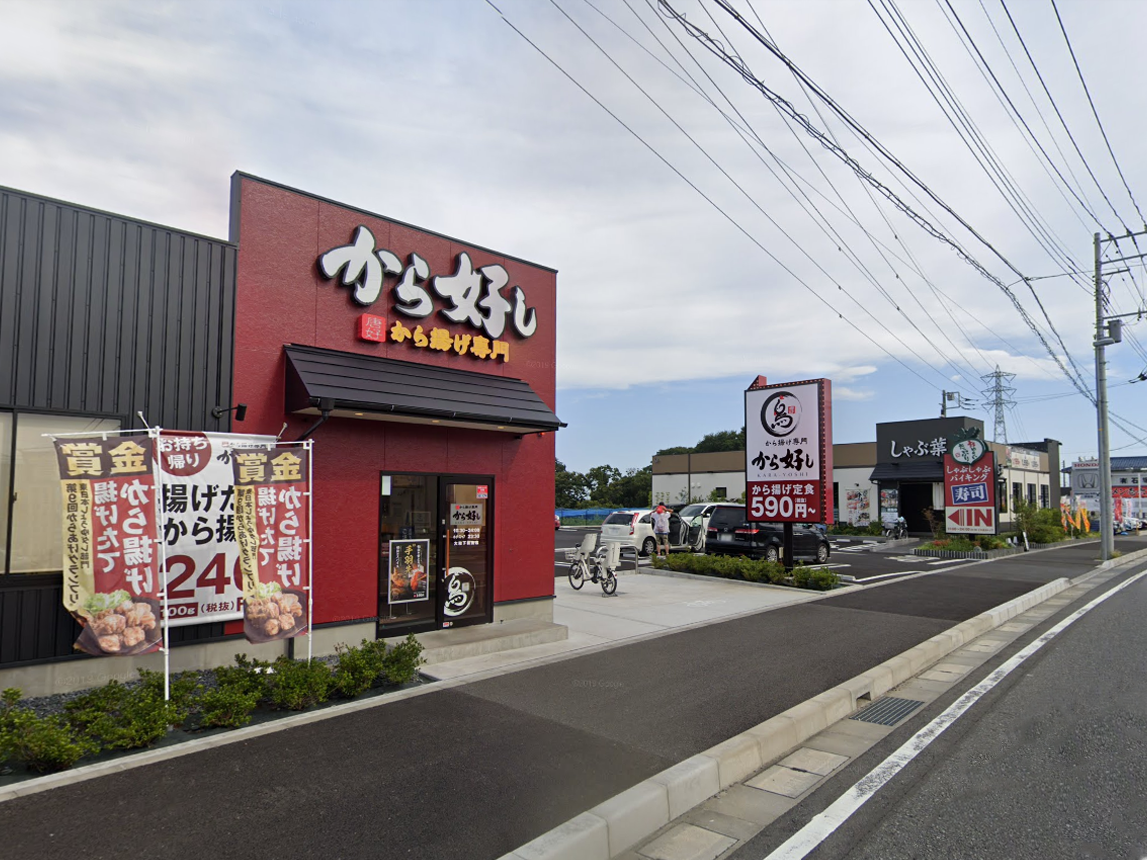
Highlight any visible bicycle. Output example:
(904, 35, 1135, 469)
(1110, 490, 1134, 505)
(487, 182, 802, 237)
(882, 522, 907, 540)
(566, 535, 619, 595)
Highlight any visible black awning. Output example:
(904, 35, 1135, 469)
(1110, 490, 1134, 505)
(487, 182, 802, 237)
(284, 344, 564, 434)
(869, 461, 944, 482)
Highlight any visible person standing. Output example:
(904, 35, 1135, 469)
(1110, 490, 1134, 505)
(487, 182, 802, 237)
(651, 503, 671, 559)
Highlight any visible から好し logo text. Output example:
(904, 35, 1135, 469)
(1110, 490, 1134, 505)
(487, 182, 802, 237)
(319, 226, 538, 339)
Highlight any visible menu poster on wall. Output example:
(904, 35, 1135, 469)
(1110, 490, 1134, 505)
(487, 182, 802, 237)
(159, 432, 277, 627)
(388, 539, 430, 604)
(846, 489, 870, 525)
(54, 435, 163, 657)
(232, 445, 312, 642)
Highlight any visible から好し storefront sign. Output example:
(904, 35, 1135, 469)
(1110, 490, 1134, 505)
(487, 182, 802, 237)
(354, 312, 512, 363)
(319, 226, 538, 365)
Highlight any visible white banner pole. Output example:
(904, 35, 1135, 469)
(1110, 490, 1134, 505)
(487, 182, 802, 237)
(153, 427, 171, 702)
(305, 439, 314, 663)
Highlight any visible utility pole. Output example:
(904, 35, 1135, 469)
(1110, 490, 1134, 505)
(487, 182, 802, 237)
(1092, 228, 1145, 561)
(940, 390, 973, 418)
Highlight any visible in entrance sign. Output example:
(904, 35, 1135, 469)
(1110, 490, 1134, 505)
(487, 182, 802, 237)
(943, 428, 996, 535)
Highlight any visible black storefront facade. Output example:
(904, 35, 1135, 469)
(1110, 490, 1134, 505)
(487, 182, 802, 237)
(871, 417, 1061, 533)
(0, 185, 239, 673)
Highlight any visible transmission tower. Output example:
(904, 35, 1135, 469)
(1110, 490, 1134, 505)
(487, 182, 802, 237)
(981, 366, 1017, 443)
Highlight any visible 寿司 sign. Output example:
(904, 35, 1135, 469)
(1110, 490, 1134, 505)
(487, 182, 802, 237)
(744, 377, 833, 524)
(943, 429, 997, 534)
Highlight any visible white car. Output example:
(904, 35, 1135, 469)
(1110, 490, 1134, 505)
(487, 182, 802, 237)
(600, 509, 695, 557)
(675, 503, 737, 551)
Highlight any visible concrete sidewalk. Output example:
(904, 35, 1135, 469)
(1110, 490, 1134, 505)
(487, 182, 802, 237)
(424, 571, 828, 682)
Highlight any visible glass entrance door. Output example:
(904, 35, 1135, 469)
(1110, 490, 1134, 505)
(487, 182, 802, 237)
(378, 474, 438, 633)
(440, 480, 493, 628)
(378, 473, 493, 635)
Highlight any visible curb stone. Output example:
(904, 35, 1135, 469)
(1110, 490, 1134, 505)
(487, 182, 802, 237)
(497, 576, 1073, 860)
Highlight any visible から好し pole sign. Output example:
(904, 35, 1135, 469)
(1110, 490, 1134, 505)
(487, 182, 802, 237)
(54, 435, 163, 657)
(744, 377, 833, 524)
(232, 445, 312, 643)
(943, 427, 997, 534)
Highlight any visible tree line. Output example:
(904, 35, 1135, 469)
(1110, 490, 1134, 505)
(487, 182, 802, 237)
(556, 428, 744, 509)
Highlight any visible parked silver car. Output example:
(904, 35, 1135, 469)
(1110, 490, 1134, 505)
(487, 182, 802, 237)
(675, 502, 737, 551)
(600, 509, 693, 557)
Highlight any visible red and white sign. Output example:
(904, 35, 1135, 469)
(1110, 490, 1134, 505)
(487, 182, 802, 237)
(233, 445, 312, 643)
(943, 452, 996, 534)
(745, 378, 833, 524)
(476, 484, 489, 499)
(158, 431, 277, 625)
(357, 313, 387, 343)
(54, 435, 164, 657)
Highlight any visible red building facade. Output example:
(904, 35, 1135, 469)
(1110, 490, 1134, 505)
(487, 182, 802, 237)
(229, 174, 561, 635)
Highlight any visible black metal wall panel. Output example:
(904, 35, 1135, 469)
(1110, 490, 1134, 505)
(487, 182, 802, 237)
(0, 185, 237, 426)
(0, 185, 238, 668)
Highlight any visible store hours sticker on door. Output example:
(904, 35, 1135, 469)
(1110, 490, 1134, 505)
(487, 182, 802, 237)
(450, 503, 484, 526)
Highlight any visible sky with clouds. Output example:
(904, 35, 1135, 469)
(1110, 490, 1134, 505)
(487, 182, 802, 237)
(2, 0, 1145, 475)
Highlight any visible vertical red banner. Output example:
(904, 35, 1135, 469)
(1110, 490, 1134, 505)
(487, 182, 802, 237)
(943, 451, 997, 534)
(55, 435, 163, 656)
(232, 446, 311, 642)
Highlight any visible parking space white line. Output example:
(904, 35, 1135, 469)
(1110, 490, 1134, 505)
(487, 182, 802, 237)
(853, 570, 923, 582)
(759, 568, 1147, 860)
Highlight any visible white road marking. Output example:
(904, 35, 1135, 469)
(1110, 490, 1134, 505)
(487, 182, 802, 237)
(853, 570, 923, 582)
(759, 568, 1147, 860)
(927, 558, 969, 566)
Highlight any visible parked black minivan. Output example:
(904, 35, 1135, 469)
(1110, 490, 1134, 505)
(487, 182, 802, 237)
(705, 504, 830, 563)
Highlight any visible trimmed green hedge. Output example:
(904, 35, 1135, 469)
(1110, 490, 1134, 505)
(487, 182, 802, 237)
(652, 553, 839, 590)
(0, 634, 425, 774)
(920, 534, 1008, 552)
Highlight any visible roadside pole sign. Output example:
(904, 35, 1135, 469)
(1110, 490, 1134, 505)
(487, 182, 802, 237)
(745, 377, 833, 524)
(943, 429, 996, 534)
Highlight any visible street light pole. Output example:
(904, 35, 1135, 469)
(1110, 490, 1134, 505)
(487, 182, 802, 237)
(1095, 232, 1114, 560)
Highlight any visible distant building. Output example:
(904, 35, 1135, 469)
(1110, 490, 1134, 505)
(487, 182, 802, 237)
(652, 415, 1060, 533)
(1066, 456, 1147, 522)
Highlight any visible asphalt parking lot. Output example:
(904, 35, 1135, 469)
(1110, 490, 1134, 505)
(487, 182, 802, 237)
(553, 525, 979, 582)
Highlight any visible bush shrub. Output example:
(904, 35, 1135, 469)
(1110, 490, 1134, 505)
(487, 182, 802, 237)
(828, 522, 882, 537)
(331, 640, 389, 698)
(808, 568, 840, 590)
(196, 686, 261, 729)
(1, 689, 97, 772)
(64, 674, 189, 751)
(922, 534, 1008, 552)
(215, 654, 271, 698)
(381, 634, 425, 685)
(652, 553, 838, 589)
(263, 656, 332, 711)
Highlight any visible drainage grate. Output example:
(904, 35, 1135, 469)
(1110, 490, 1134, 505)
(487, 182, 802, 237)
(850, 696, 925, 726)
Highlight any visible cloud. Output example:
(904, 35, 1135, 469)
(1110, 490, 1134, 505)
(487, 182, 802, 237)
(1, 0, 1143, 466)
